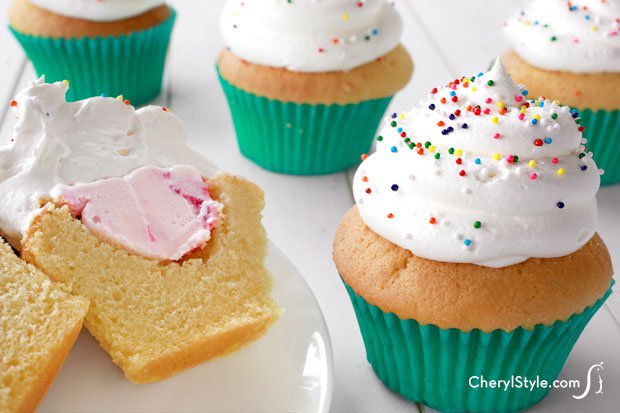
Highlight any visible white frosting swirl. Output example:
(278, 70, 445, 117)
(220, 0, 403, 72)
(28, 0, 165, 22)
(504, 0, 620, 73)
(353, 59, 601, 268)
(0, 77, 217, 247)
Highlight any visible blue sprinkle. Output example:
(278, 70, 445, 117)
(581, 165, 588, 171)
(100, 93, 108, 97)
(522, 89, 528, 96)
(397, 127, 403, 133)
(447, 126, 454, 132)
(372, 29, 379, 36)
(464, 239, 472, 246)
(475, 158, 481, 164)
(391, 184, 399, 191)
(391, 146, 398, 153)
(441, 129, 448, 135)
(429, 103, 436, 110)
(450, 91, 456, 96)
(572, 112, 579, 118)
(585, 15, 591, 20)
(462, 123, 468, 129)
(538, 101, 544, 107)
(531, 118, 538, 125)
(557, 201, 565, 209)
(477, 72, 484, 77)
(545, 137, 552, 144)
(449, 114, 456, 120)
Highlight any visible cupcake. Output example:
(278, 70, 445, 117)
(217, 0, 413, 175)
(503, 0, 620, 185)
(333, 59, 613, 412)
(9, 0, 176, 105)
(0, 78, 278, 383)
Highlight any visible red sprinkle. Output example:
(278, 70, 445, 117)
(534, 138, 544, 146)
(387, 213, 394, 219)
(361, 153, 369, 160)
(456, 158, 462, 165)
(429, 217, 437, 224)
(459, 170, 466, 176)
(9, 100, 17, 107)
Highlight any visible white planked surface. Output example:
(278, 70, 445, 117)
(1, 0, 619, 412)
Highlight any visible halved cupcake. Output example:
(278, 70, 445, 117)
(217, 0, 413, 175)
(1, 238, 88, 413)
(0, 78, 279, 383)
(9, 0, 175, 105)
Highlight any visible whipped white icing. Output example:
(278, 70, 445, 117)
(0, 77, 217, 248)
(221, 0, 403, 72)
(353, 59, 601, 268)
(504, 0, 620, 73)
(29, 0, 165, 22)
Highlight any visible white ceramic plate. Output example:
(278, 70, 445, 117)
(39, 241, 334, 413)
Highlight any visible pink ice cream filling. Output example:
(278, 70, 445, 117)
(60, 165, 221, 261)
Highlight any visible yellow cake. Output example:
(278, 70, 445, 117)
(0, 239, 88, 413)
(22, 174, 279, 383)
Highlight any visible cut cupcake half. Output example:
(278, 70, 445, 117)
(0, 78, 279, 384)
(22, 171, 279, 383)
(0, 238, 89, 413)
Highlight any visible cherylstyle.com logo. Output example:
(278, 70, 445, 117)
(468, 362, 605, 399)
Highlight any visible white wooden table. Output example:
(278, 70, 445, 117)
(1, 1, 619, 412)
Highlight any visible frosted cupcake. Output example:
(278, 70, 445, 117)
(9, 0, 175, 105)
(333, 59, 613, 412)
(217, 0, 413, 175)
(503, 0, 620, 185)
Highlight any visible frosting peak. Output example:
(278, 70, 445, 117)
(353, 59, 601, 268)
(28, 0, 165, 22)
(220, 0, 403, 72)
(504, 0, 620, 73)
(0, 77, 217, 248)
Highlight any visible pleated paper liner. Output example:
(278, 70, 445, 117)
(579, 109, 620, 186)
(217, 69, 392, 175)
(10, 7, 176, 106)
(343, 280, 613, 413)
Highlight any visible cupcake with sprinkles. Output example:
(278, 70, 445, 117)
(503, 0, 620, 185)
(9, 0, 176, 105)
(333, 59, 614, 412)
(217, 0, 413, 175)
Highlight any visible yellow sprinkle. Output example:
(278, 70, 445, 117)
(471, 86, 477, 92)
(455, 149, 463, 156)
(62, 79, 69, 87)
(529, 160, 537, 168)
(553, 100, 560, 105)
(399, 113, 406, 119)
(493, 153, 501, 161)
(491, 116, 499, 124)
(534, 114, 541, 120)
(341, 13, 349, 20)
(116, 95, 124, 101)
(497, 101, 505, 108)
(556, 168, 566, 176)
(591, 25, 598, 31)
(429, 145, 436, 153)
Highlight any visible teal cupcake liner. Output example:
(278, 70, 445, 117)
(343, 280, 613, 413)
(217, 69, 393, 175)
(10, 7, 176, 106)
(579, 109, 620, 186)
